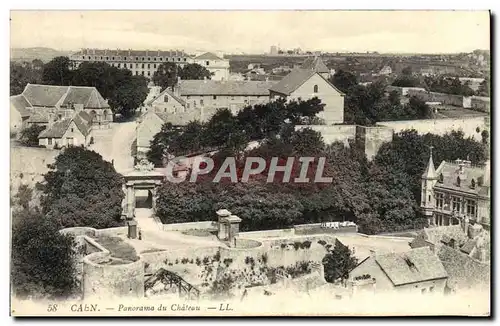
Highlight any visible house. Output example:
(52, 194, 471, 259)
(10, 94, 32, 133)
(148, 79, 276, 119)
(348, 247, 448, 295)
(189, 52, 230, 81)
(269, 69, 345, 124)
(38, 111, 93, 148)
(421, 150, 491, 229)
(11, 84, 113, 130)
(378, 65, 393, 75)
(470, 96, 490, 113)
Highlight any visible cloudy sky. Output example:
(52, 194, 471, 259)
(10, 11, 490, 54)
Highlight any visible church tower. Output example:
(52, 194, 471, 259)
(421, 146, 438, 222)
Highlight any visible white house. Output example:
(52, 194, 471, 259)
(38, 111, 93, 148)
(190, 52, 230, 81)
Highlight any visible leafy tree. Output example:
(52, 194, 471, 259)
(10, 61, 42, 95)
(204, 109, 242, 148)
(14, 184, 33, 210)
(284, 97, 325, 125)
(322, 239, 358, 283)
(392, 75, 421, 87)
(169, 121, 207, 156)
(147, 123, 183, 167)
(107, 74, 149, 117)
(179, 63, 213, 80)
(476, 78, 490, 97)
(11, 208, 78, 299)
(19, 125, 46, 147)
(152, 62, 179, 91)
(424, 76, 475, 96)
(42, 56, 73, 85)
(329, 69, 358, 94)
(289, 128, 325, 156)
(37, 146, 124, 228)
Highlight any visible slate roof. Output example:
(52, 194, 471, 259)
(23, 84, 69, 107)
(26, 111, 50, 123)
(21, 84, 109, 109)
(434, 161, 489, 196)
(301, 56, 330, 73)
(269, 69, 344, 96)
(436, 243, 490, 291)
(38, 119, 72, 138)
(374, 247, 448, 286)
(460, 239, 477, 255)
(38, 111, 92, 138)
(178, 80, 276, 96)
(195, 52, 222, 60)
(423, 225, 469, 247)
(74, 49, 189, 58)
(156, 111, 202, 126)
(10, 95, 32, 117)
(60, 86, 110, 109)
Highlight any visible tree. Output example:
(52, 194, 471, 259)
(329, 70, 358, 94)
(19, 125, 46, 147)
(152, 62, 179, 90)
(204, 109, 241, 148)
(10, 61, 42, 95)
(37, 146, 124, 228)
(42, 56, 73, 85)
(322, 239, 358, 283)
(179, 63, 213, 80)
(11, 208, 78, 299)
(107, 74, 149, 117)
(477, 79, 490, 97)
(289, 128, 325, 156)
(14, 184, 33, 210)
(169, 121, 207, 156)
(147, 123, 183, 167)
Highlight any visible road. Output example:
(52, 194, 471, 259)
(89, 121, 138, 173)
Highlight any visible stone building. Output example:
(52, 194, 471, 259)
(189, 52, 230, 81)
(421, 150, 490, 229)
(69, 48, 190, 79)
(348, 247, 448, 295)
(10, 83, 112, 130)
(38, 111, 93, 148)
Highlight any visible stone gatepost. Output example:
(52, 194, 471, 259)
(216, 209, 232, 240)
(226, 215, 242, 247)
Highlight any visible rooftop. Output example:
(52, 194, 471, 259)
(301, 56, 330, 73)
(374, 247, 448, 286)
(434, 160, 490, 196)
(20, 84, 109, 109)
(178, 80, 277, 96)
(195, 52, 222, 60)
(10, 94, 32, 117)
(73, 48, 189, 58)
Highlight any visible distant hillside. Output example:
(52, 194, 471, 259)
(10, 47, 73, 63)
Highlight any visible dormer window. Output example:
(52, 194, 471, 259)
(471, 178, 476, 189)
(456, 176, 461, 187)
(438, 173, 444, 183)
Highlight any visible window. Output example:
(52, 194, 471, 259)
(135, 71, 138, 75)
(148, 64, 150, 69)
(118, 63, 121, 68)
(142, 64, 145, 69)
(106, 57, 109, 60)
(187, 103, 190, 109)
(178, 58, 181, 62)
(100, 56, 103, 60)
(147, 71, 150, 76)
(70, 127, 74, 132)
(421, 288, 426, 294)
(112, 57, 115, 60)
(141, 71, 144, 76)
(142, 57, 145, 61)
(184, 58, 187, 62)
(313, 85, 319, 93)
(452, 196, 461, 213)
(124, 57, 127, 61)
(48, 138, 53, 145)
(200, 99, 204, 106)
(82, 56, 85, 59)
(160, 57, 163, 61)
(466, 200, 477, 217)
(429, 286, 434, 293)
(164, 96, 168, 103)
(154, 57, 156, 61)
(136, 57, 138, 60)
(435, 193, 444, 209)
(136, 63, 139, 68)
(206, 61, 210, 66)
(130, 64, 133, 68)
(213, 95, 217, 100)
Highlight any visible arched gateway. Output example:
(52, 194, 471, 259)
(122, 159, 165, 222)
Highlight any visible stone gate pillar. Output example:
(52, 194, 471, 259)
(126, 184, 135, 219)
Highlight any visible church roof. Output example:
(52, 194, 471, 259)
(422, 152, 437, 179)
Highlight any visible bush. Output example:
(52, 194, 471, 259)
(261, 253, 268, 265)
(202, 256, 210, 265)
(213, 251, 221, 262)
(318, 240, 327, 246)
(280, 243, 287, 249)
(181, 258, 189, 264)
(293, 242, 301, 251)
(175, 259, 179, 264)
(19, 125, 46, 147)
(195, 257, 201, 266)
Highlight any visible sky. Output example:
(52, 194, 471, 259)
(10, 11, 490, 54)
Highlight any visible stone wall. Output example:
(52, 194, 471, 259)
(376, 116, 487, 142)
(355, 126, 394, 161)
(295, 125, 356, 146)
(294, 223, 357, 235)
(161, 221, 217, 232)
(238, 228, 296, 239)
(406, 89, 469, 108)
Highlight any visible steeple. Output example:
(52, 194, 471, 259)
(422, 146, 437, 179)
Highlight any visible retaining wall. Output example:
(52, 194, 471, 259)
(161, 221, 217, 232)
(295, 125, 356, 146)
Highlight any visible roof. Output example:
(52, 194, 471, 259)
(422, 152, 437, 179)
(195, 52, 222, 60)
(269, 68, 345, 96)
(10, 95, 32, 117)
(434, 160, 490, 196)
(178, 80, 276, 96)
(21, 84, 109, 109)
(73, 49, 189, 58)
(23, 84, 68, 107)
(460, 239, 477, 255)
(60, 86, 109, 109)
(38, 119, 72, 138)
(155, 111, 202, 126)
(26, 111, 50, 123)
(423, 225, 469, 247)
(147, 88, 186, 106)
(301, 56, 329, 73)
(374, 247, 448, 286)
(436, 243, 490, 291)
(38, 111, 92, 138)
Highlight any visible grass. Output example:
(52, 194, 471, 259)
(94, 235, 139, 262)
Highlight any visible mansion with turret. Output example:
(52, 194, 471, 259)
(420, 151, 491, 230)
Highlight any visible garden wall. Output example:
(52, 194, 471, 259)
(161, 221, 217, 232)
(238, 228, 296, 239)
(406, 89, 469, 108)
(295, 125, 356, 146)
(294, 223, 358, 235)
(376, 116, 487, 142)
(141, 246, 220, 271)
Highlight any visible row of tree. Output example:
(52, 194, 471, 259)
(146, 97, 325, 166)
